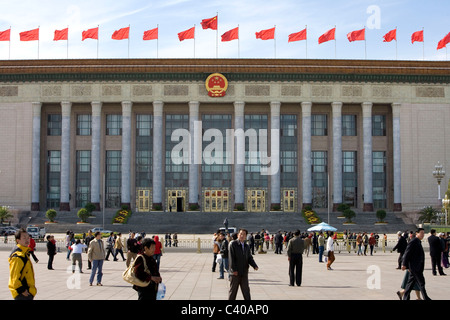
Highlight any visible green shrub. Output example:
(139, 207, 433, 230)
(343, 209, 356, 223)
(45, 209, 57, 222)
(84, 202, 96, 214)
(77, 208, 90, 223)
(376, 209, 387, 222)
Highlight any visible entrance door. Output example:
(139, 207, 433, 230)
(136, 189, 151, 212)
(283, 189, 295, 212)
(203, 189, 229, 212)
(167, 190, 186, 212)
(247, 189, 266, 212)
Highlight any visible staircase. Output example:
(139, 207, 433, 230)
(26, 209, 417, 235)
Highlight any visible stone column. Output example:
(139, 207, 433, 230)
(121, 101, 132, 208)
(332, 102, 343, 211)
(234, 101, 245, 209)
(362, 102, 373, 212)
(270, 101, 281, 210)
(189, 101, 200, 207)
(31, 102, 42, 211)
(392, 103, 402, 211)
(59, 101, 71, 211)
(90, 101, 102, 211)
(301, 102, 312, 208)
(152, 101, 164, 209)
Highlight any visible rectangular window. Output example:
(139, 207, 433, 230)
(244, 114, 268, 188)
(106, 150, 121, 208)
(311, 114, 327, 136)
(46, 150, 61, 208)
(342, 151, 357, 207)
(165, 115, 189, 188)
(76, 150, 91, 208)
(373, 151, 387, 208)
(281, 115, 298, 188)
(106, 114, 122, 136)
(47, 114, 62, 136)
(342, 115, 357, 136)
(372, 115, 386, 136)
(136, 114, 153, 189)
(202, 114, 232, 188)
(312, 151, 328, 208)
(77, 114, 92, 136)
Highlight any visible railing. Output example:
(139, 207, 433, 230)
(0, 237, 430, 253)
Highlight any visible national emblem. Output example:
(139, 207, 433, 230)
(205, 73, 228, 97)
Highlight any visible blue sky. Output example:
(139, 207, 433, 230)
(0, 0, 448, 60)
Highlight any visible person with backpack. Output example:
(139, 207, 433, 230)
(8, 229, 37, 300)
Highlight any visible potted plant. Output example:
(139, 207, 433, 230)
(336, 203, 350, 218)
(77, 208, 90, 224)
(418, 206, 438, 224)
(45, 209, 57, 223)
(0, 206, 13, 224)
(376, 209, 387, 224)
(343, 208, 356, 224)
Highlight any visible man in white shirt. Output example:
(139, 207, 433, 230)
(326, 232, 335, 270)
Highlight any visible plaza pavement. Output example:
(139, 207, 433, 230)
(1, 240, 449, 301)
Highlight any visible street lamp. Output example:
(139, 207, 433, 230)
(442, 194, 449, 226)
(432, 161, 445, 206)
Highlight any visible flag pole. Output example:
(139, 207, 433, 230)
(364, 26, 367, 59)
(274, 25, 276, 58)
(37, 25, 40, 59)
(422, 27, 425, 60)
(194, 24, 196, 58)
(305, 25, 308, 59)
(128, 24, 130, 58)
(157, 24, 159, 59)
(238, 24, 240, 59)
(334, 25, 337, 59)
(8, 26, 11, 60)
(395, 26, 398, 60)
(97, 25, 100, 59)
(216, 12, 219, 58)
(67, 25, 69, 59)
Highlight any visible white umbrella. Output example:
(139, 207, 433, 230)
(307, 222, 337, 232)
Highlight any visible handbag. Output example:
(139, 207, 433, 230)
(122, 254, 151, 287)
(216, 254, 223, 264)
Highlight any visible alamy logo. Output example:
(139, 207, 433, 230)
(170, 121, 283, 176)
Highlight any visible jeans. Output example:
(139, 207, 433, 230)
(318, 246, 324, 262)
(153, 253, 162, 271)
(219, 257, 229, 279)
(89, 259, 104, 284)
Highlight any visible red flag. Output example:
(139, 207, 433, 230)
(437, 32, 450, 50)
(178, 26, 195, 41)
(256, 27, 275, 40)
(347, 28, 365, 42)
(383, 29, 396, 42)
(221, 27, 239, 42)
(318, 27, 335, 44)
(0, 28, 10, 41)
(112, 26, 130, 40)
(201, 16, 218, 30)
(20, 28, 39, 41)
(143, 27, 158, 40)
(82, 27, 99, 41)
(288, 28, 307, 42)
(54, 28, 68, 41)
(411, 30, 423, 43)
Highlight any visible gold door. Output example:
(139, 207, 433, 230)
(203, 189, 229, 212)
(283, 189, 295, 212)
(167, 189, 186, 212)
(247, 189, 266, 212)
(136, 189, 151, 212)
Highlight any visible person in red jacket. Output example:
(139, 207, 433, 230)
(28, 236, 39, 263)
(152, 235, 163, 272)
(369, 233, 377, 256)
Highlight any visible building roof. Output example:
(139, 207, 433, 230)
(0, 58, 449, 84)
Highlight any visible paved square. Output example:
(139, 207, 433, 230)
(1, 244, 449, 301)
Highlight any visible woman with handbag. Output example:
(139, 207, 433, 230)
(133, 238, 162, 300)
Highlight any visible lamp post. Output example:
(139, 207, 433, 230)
(432, 161, 445, 206)
(442, 194, 449, 226)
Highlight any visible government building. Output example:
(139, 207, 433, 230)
(0, 59, 449, 216)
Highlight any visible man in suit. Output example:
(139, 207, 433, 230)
(401, 228, 431, 300)
(228, 228, 258, 300)
(393, 231, 407, 269)
(428, 229, 446, 276)
(287, 230, 305, 286)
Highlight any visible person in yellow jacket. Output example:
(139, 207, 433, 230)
(8, 229, 36, 300)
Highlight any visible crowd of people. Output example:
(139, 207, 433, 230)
(6, 226, 450, 300)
